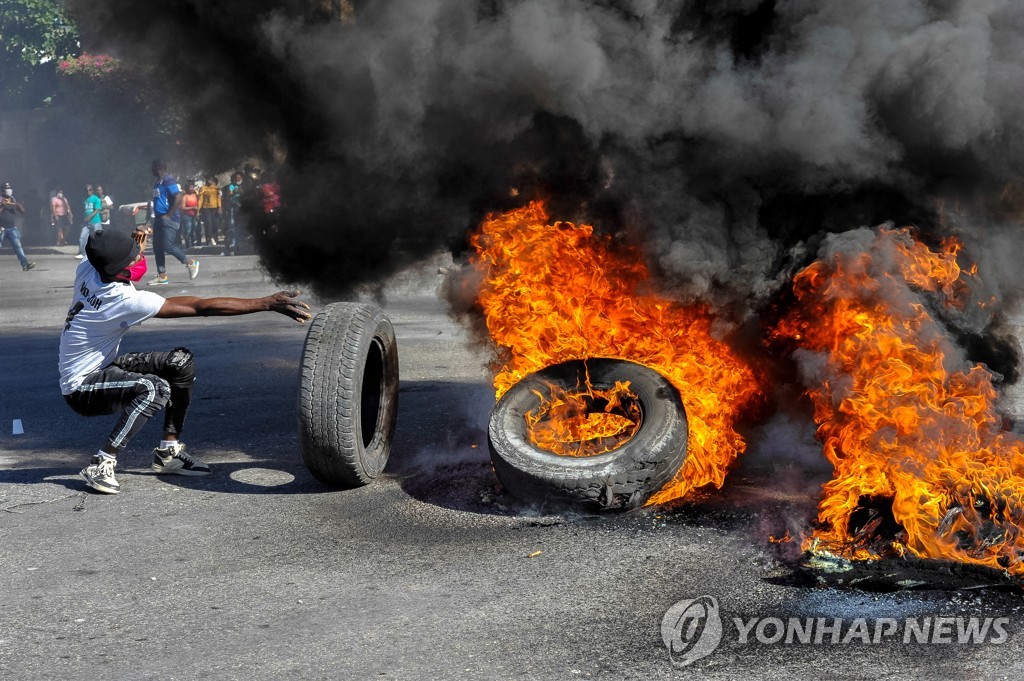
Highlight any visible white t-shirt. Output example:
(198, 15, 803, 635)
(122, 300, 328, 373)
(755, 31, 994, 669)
(101, 195, 114, 226)
(58, 260, 166, 394)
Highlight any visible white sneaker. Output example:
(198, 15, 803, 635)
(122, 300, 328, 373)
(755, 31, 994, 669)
(75, 254, 84, 259)
(80, 456, 120, 494)
(186, 259, 200, 280)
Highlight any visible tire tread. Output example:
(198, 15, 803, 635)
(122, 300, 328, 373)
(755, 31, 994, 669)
(298, 302, 399, 487)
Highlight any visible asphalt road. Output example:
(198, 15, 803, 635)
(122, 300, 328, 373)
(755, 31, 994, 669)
(3, 245, 1024, 680)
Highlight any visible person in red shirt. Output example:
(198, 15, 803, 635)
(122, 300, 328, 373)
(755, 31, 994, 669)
(50, 188, 73, 246)
(180, 178, 201, 248)
(260, 170, 281, 214)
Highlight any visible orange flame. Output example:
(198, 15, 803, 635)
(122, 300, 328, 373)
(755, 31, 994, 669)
(774, 227, 1024, 573)
(470, 201, 760, 502)
(525, 380, 641, 458)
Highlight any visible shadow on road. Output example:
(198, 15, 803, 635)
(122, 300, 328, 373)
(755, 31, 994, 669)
(0, 461, 335, 496)
(387, 379, 534, 517)
(0, 466, 85, 492)
(134, 460, 333, 495)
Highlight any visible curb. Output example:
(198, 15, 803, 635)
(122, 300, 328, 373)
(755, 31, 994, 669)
(24, 244, 234, 257)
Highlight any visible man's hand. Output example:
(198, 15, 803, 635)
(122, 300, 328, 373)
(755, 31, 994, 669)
(3, 199, 25, 213)
(266, 290, 312, 323)
(133, 226, 151, 250)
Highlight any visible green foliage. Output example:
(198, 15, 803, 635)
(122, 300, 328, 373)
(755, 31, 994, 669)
(0, 0, 80, 108)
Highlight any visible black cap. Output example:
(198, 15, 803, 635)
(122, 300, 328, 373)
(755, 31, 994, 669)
(86, 230, 140, 280)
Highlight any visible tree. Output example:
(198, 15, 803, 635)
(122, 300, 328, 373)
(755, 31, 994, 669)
(0, 0, 80, 109)
(34, 52, 181, 204)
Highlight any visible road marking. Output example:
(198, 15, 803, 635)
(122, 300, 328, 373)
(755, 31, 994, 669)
(12, 419, 24, 435)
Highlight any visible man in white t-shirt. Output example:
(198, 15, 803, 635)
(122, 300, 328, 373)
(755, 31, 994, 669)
(96, 184, 114, 229)
(60, 228, 311, 494)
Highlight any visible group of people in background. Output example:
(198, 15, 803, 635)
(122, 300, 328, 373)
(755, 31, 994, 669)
(175, 173, 241, 250)
(2, 161, 282, 274)
(148, 160, 282, 284)
(3, 182, 115, 262)
(179, 166, 280, 252)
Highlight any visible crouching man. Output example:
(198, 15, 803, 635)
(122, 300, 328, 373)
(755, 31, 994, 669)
(59, 228, 311, 494)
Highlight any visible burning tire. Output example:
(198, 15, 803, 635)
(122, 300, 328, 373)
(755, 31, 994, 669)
(488, 358, 687, 511)
(298, 302, 399, 487)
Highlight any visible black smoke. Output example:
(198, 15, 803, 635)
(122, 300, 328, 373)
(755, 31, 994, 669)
(65, 1, 1024, 369)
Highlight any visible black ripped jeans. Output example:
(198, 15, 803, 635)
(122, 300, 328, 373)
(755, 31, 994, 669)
(64, 348, 195, 452)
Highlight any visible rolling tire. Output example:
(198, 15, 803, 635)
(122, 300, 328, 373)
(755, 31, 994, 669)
(298, 302, 399, 487)
(488, 358, 687, 511)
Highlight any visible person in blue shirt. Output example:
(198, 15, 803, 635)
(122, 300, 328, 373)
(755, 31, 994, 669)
(0, 182, 35, 271)
(149, 158, 199, 285)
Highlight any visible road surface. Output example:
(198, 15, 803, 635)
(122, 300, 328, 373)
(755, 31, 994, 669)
(2, 246, 1024, 679)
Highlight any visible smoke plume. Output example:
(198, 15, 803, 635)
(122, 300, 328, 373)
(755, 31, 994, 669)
(66, 1, 1024, 342)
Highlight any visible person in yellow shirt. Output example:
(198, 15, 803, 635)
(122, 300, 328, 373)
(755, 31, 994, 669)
(197, 176, 222, 245)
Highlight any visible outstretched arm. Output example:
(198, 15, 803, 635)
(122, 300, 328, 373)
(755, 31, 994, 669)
(156, 290, 312, 323)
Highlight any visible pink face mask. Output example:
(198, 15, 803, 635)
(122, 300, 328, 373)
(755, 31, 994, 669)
(118, 255, 148, 282)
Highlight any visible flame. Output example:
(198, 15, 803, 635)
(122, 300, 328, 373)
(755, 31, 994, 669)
(525, 380, 641, 458)
(470, 201, 760, 502)
(774, 227, 1024, 573)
